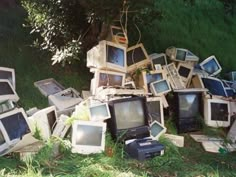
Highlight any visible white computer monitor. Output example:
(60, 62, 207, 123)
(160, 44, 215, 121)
(149, 53, 167, 68)
(140, 70, 165, 93)
(88, 103, 111, 121)
(71, 120, 106, 154)
(0, 67, 15, 89)
(150, 121, 166, 140)
(110, 25, 128, 46)
(199, 55, 222, 76)
(28, 106, 57, 140)
(204, 98, 230, 127)
(87, 40, 127, 73)
(166, 47, 199, 62)
(124, 81, 136, 89)
(146, 97, 164, 125)
(48, 87, 83, 111)
(0, 108, 31, 155)
(127, 43, 151, 72)
(150, 79, 171, 96)
(93, 69, 125, 94)
(0, 100, 15, 114)
(0, 79, 19, 102)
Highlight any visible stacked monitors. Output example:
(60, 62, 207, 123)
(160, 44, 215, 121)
(0, 67, 15, 89)
(166, 47, 199, 62)
(0, 79, 19, 102)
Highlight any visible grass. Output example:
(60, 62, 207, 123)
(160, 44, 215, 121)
(1, 1, 236, 176)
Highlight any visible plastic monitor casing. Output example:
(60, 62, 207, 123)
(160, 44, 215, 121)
(88, 103, 111, 121)
(28, 106, 57, 140)
(48, 87, 83, 111)
(0, 108, 32, 156)
(0, 67, 15, 89)
(204, 98, 230, 128)
(93, 69, 126, 95)
(127, 43, 151, 73)
(0, 79, 19, 102)
(149, 53, 167, 68)
(71, 120, 106, 154)
(52, 114, 70, 138)
(150, 120, 166, 140)
(150, 79, 171, 96)
(199, 55, 222, 76)
(87, 40, 127, 73)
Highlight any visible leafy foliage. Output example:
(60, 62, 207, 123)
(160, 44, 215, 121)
(21, 0, 158, 65)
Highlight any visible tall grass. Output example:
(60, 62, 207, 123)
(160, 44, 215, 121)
(141, 0, 236, 73)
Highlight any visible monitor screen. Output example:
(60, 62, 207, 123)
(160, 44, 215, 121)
(114, 100, 145, 129)
(0, 130, 5, 145)
(90, 104, 109, 120)
(0, 71, 13, 87)
(179, 94, 199, 118)
(152, 80, 169, 94)
(202, 78, 227, 97)
(47, 111, 57, 133)
(127, 46, 146, 66)
(1, 112, 30, 140)
(202, 58, 220, 75)
(178, 66, 191, 78)
(150, 122, 165, 137)
(176, 49, 186, 61)
(152, 56, 166, 65)
(107, 45, 125, 67)
(146, 73, 163, 84)
(98, 73, 123, 87)
(0, 82, 14, 95)
(147, 100, 161, 123)
(75, 124, 102, 146)
(211, 103, 228, 121)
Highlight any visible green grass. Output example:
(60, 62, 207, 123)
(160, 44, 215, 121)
(1, 1, 236, 177)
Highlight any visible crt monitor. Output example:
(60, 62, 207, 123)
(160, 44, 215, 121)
(0, 108, 31, 155)
(149, 53, 167, 68)
(204, 98, 230, 128)
(0, 67, 15, 89)
(150, 79, 171, 96)
(200, 55, 222, 76)
(0, 79, 19, 102)
(108, 96, 150, 140)
(127, 43, 151, 72)
(28, 106, 57, 140)
(71, 120, 106, 154)
(88, 103, 111, 121)
(141, 70, 164, 92)
(87, 40, 127, 73)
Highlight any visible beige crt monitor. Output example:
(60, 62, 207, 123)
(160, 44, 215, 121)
(127, 43, 151, 73)
(0, 67, 15, 89)
(87, 40, 127, 73)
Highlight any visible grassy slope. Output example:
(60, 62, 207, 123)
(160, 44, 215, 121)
(0, 1, 236, 176)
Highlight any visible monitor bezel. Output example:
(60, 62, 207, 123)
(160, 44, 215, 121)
(0, 79, 19, 102)
(71, 120, 106, 154)
(204, 98, 230, 127)
(127, 43, 151, 72)
(28, 106, 57, 140)
(199, 55, 222, 76)
(88, 102, 111, 121)
(150, 120, 166, 140)
(150, 79, 171, 96)
(107, 96, 149, 139)
(146, 97, 164, 126)
(94, 69, 126, 94)
(149, 53, 167, 68)
(141, 70, 165, 93)
(0, 108, 31, 154)
(0, 67, 15, 89)
(87, 40, 127, 73)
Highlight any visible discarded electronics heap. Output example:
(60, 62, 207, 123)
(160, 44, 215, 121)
(1, 26, 236, 160)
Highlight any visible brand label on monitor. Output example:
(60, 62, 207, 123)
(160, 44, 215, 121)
(139, 142, 152, 146)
